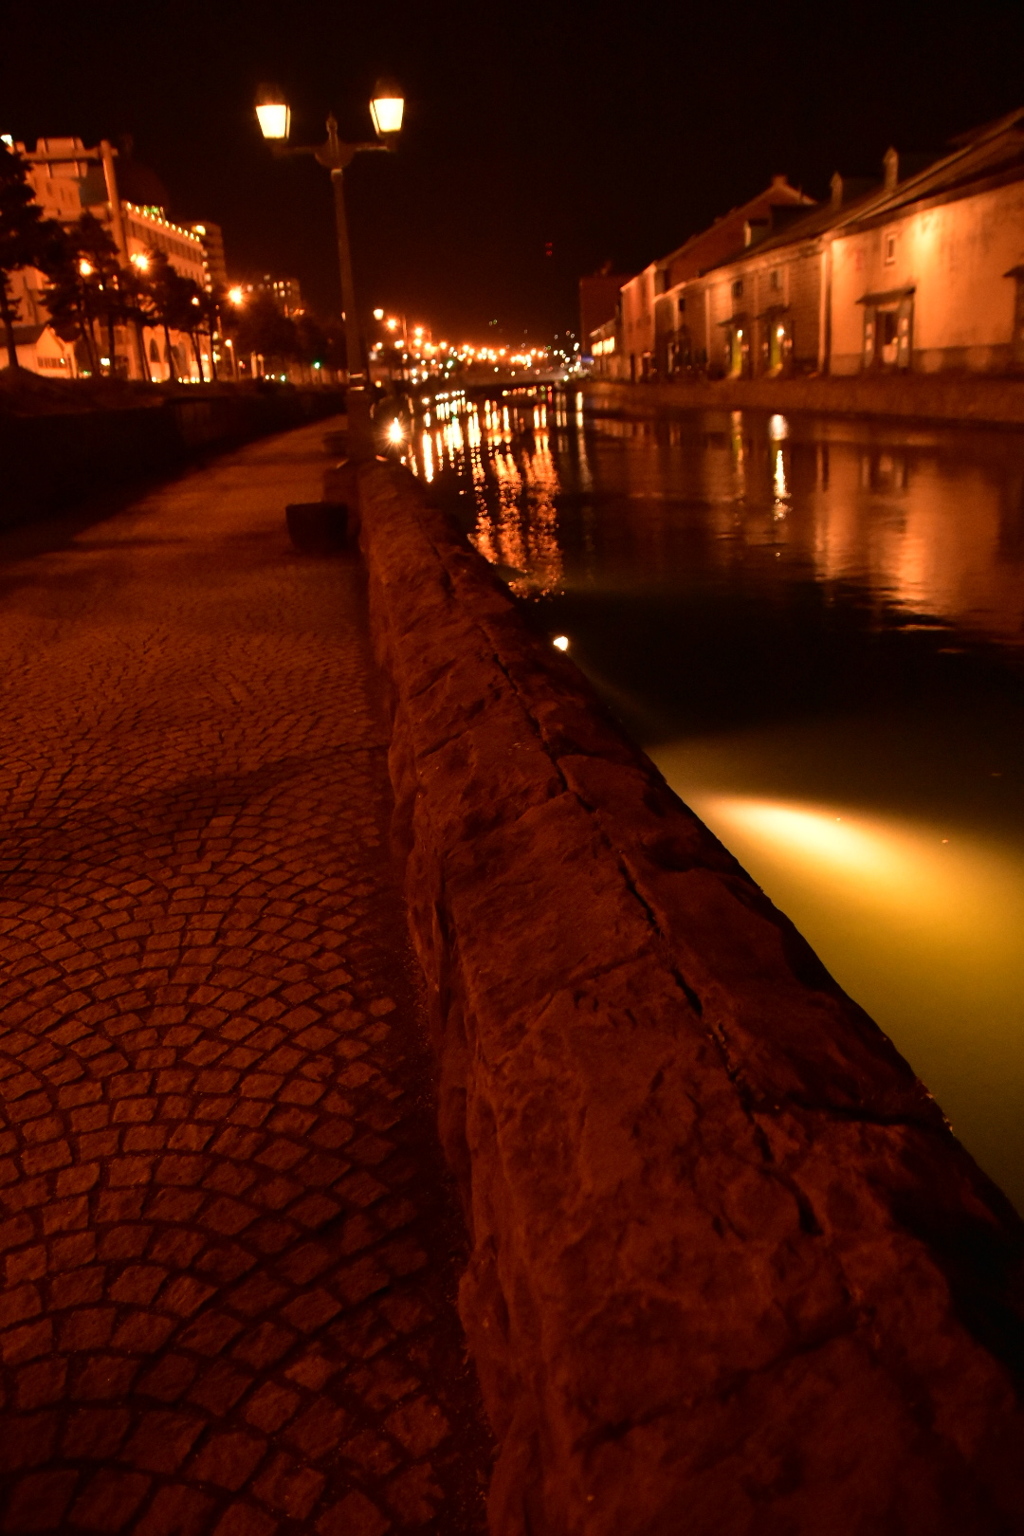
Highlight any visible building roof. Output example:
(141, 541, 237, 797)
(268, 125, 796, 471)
(675, 106, 1024, 286)
(660, 176, 816, 286)
(842, 109, 1024, 230)
(698, 185, 879, 271)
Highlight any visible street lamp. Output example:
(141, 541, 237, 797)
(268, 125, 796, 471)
(255, 78, 404, 458)
(369, 80, 404, 138)
(255, 85, 290, 143)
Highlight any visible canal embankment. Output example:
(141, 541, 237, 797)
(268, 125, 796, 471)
(0, 376, 345, 528)
(587, 372, 1024, 427)
(348, 455, 1024, 1536)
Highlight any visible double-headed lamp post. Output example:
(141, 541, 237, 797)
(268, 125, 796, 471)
(255, 80, 404, 458)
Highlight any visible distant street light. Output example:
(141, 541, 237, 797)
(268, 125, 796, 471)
(255, 78, 404, 458)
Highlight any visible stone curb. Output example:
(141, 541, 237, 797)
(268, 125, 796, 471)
(587, 375, 1024, 428)
(353, 460, 1024, 1536)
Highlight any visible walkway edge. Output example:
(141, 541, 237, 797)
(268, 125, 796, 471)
(354, 459, 1024, 1536)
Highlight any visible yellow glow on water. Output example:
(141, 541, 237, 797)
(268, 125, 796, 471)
(698, 796, 976, 923)
(715, 799, 904, 878)
(658, 759, 1024, 1209)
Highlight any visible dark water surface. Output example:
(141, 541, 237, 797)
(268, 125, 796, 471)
(412, 388, 1024, 1211)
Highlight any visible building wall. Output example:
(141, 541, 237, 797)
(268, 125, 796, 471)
(620, 263, 662, 380)
(194, 222, 228, 291)
(830, 180, 1024, 374)
(588, 318, 619, 378)
(580, 273, 630, 355)
(124, 203, 206, 288)
(625, 182, 816, 382)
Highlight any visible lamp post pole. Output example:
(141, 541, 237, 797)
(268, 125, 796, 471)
(317, 115, 381, 458)
(256, 83, 404, 461)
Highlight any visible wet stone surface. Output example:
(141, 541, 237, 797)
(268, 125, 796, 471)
(0, 421, 491, 1534)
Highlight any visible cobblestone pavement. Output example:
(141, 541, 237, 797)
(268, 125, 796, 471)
(0, 421, 492, 1535)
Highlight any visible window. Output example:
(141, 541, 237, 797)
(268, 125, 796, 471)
(732, 279, 744, 299)
(770, 269, 781, 292)
(677, 296, 686, 315)
(884, 232, 897, 264)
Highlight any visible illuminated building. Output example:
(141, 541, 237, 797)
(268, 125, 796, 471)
(3, 136, 220, 381)
(589, 317, 619, 378)
(616, 177, 814, 383)
(828, 111, 1024, 374)
(259, 274, 305, 317)
(639, 107, 1024, 382)
(579, 264, 633, 368)
(192, 221, 228, 292)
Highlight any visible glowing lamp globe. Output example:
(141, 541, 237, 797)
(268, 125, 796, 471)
(370, 80, 404, 138)
(255, 85, 290, 141)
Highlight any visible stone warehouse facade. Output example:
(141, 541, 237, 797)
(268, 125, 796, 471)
(593, 106, 1024, 381)
(615, 177, 813, 383)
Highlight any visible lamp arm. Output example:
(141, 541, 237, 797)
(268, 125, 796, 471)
(314, 141, 391, 171)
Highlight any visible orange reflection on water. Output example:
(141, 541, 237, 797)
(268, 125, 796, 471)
(463, 400, 566, 597)
(808, 446, 1024, 649)
(517, 421, 563, 597)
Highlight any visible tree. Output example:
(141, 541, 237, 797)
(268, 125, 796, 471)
(118, 263, 154, 382)
(42, 214, 123, 375)
(320, 317, 347, 379)
(194, 286, 223, 383)
(0, 141, 61, 370)
(144, 250, 207, 382)
(295, 312, 329, 380)
(234, 291, 298, 379)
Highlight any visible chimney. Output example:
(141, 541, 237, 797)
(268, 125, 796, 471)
(883, 146, 899, 191)
(831, 171, 843, 209)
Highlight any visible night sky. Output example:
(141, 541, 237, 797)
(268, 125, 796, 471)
(3, 0, 1024, 342)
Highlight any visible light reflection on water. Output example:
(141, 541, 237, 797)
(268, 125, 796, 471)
(420, 389, 1024, 1210)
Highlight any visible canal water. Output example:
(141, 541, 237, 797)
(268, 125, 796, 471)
(410, 388, 1024, 1213)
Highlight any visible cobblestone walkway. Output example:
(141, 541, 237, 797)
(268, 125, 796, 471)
(0, 421, 491, 1535)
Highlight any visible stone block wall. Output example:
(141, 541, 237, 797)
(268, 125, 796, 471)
(354, 460, 1024, 1536)
(588, 373, 1024, 427)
